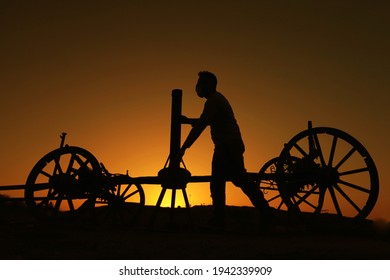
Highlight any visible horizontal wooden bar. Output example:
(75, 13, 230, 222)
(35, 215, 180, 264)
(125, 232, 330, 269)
(0, 173, 278, 193)
(0, 184, 26, 191)
(130, 172, 276, 185)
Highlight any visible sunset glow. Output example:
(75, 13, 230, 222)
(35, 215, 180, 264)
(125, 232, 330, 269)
(1, 1, 388, 221)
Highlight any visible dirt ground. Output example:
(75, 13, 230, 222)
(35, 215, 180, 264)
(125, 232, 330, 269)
(1, 201, 390, 260)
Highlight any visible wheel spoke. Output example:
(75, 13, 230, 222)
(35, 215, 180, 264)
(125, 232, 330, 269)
(335, 147, 356, 170)
(37, 187, 55, 207)
(74, 154, 90, 169)
(339, 167, 369, 176)
(267, 193, 282, 203)
(54, 157, 63, 175)
(276, 200, 284, 210)
(293, 143, 308, 157)
(39, 170, 52, 178)
(54, 196, 63, 211)
(295, 185, 320, 206)
(338, 179, 370, 194)
(328, 136, 338, 166)
(120, 184, 133, 198)
(37, 197, 50, 208)
(116, 183, 122, 196)
(277, 200, 285, 209)
(328, 186, 342, 216)
(42, 187, 56, 200)
(66, 154, 76, 175)
(48, 187, 57, 198)
(123, 189, 140, 200)
(313, 133, 326, 167)
(67, 198, 75, 211)
(333, 183, 362, 213)
(291, 195, 298, 205)
(294, 192, 318, 210)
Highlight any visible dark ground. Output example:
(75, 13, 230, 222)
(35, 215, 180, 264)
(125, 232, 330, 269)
(1, 198, 390, 260)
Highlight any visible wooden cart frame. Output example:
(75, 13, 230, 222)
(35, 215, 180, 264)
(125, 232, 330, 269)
(1, 90, 379, 224)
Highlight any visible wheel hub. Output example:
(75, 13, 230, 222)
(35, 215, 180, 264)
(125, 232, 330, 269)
(50, 174, 80, 197)
(318, 166, 339, 187)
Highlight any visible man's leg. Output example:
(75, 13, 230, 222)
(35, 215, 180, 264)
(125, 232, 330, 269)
(230, 157, 274, 228)
(210, 149, 227, 224)
(236, 173, 270, 210)
(229, 152, 270, 211)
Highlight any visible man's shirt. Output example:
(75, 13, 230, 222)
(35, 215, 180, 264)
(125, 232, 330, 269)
(200, 92, 244, 149)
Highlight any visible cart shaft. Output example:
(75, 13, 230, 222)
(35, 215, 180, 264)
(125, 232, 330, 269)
(131, 172, 275, 185)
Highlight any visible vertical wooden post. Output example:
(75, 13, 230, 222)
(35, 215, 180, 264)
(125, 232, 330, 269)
(169, 89, 182, 168)
(151, 89, 193, 226)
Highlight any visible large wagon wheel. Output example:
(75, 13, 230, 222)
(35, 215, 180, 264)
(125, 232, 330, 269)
(276, 126, 379, 219)
(25, 146, 101, 220)
(93, 176, 145, 226)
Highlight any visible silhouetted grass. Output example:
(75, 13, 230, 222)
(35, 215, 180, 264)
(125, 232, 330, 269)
(0, 194, 26, 210)
(0, 202, 389, 259)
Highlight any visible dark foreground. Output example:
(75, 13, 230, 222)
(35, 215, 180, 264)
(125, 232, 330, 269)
(1, 201, 390, 260)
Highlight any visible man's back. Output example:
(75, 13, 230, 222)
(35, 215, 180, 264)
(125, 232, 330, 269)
(201, 92, 244, 149)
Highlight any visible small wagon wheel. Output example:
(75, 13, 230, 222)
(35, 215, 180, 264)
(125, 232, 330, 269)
(257, 156, 300, 211)
(25, 146, 101, 220)
(276, 126, 379, 219)
(93, 176, 145, 226)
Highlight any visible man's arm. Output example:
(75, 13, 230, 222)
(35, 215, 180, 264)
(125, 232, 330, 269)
(177, 99, 214, 161)
(180, 115, 199, 126)
(181, 119, 208, 150)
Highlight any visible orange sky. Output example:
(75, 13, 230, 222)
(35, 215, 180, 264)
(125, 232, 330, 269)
(1, 1, 389, 220)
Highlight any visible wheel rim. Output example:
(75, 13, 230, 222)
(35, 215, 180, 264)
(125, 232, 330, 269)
(93, 177, 145, 226)
(277, 127, 379, 219)
(25, 146, 101, 220)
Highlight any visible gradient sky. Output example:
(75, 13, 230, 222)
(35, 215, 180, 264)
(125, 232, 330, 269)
(1, 1, 389, 220)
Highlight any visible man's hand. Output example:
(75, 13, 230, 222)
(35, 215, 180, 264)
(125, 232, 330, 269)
(180, 115, 198, 127)
(180, 115, 191, 124)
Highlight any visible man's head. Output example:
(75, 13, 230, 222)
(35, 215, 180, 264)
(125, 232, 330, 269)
(196, 71, 217, 98)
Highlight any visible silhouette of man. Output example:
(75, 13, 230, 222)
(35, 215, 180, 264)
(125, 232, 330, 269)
(178, 71, 271, 226)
